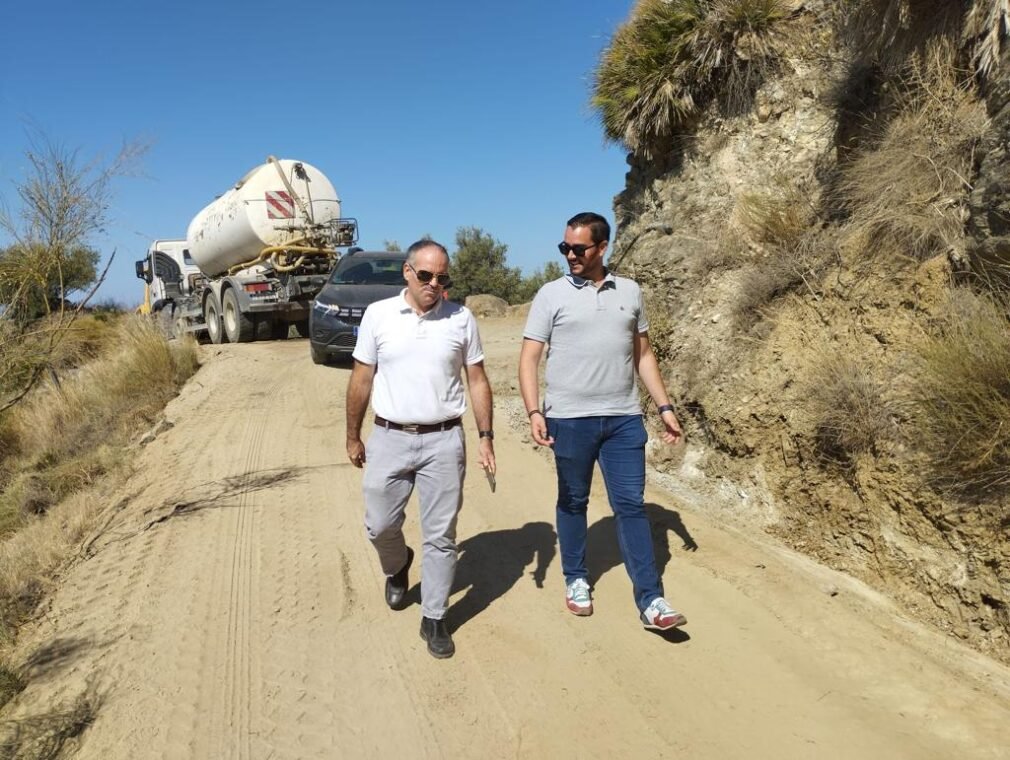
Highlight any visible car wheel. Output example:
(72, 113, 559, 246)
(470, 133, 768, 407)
(310, 342, 328, 365)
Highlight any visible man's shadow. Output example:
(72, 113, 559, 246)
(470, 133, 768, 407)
(444, 521, 556, 631)
(586, 502, 698, 594)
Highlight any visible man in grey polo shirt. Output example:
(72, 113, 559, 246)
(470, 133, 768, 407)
(518, 211, 687, 631)
(346, 239, 496, 659)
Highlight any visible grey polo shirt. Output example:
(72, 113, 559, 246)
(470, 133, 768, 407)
(523, 272, 648, 418)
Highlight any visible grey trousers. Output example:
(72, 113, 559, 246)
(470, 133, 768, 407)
(362, 424, 466, 620)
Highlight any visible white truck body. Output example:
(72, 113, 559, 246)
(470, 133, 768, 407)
(187, 159, 343, 276)
(135, 157, 356, 343)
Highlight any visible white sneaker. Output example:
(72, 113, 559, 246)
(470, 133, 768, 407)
(565, 578, 593, 616)
(640, 597, 687, 630)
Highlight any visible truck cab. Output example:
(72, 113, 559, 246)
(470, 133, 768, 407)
(135, 239, 204, 316)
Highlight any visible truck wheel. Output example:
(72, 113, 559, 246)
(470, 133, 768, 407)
(223, 289, 256, 343)
(294, 320, 310, 338)
(205, 294, 225, 344)
(310, 342, 328, 365)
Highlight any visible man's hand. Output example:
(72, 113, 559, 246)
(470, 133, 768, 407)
(478, 437, 496, 476)
(345, 360, 375, 469)
(347, 438, 366, 468)
(659, 409, 684, 446)
(529, 411, 554, 447)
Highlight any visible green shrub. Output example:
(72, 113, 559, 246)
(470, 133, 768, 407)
(593, 0, 790, 154)
(909, 287, 1010, 493)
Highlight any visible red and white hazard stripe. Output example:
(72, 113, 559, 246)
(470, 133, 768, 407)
(265, 190, 295, 219)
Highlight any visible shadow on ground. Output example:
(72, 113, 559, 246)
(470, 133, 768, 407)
(0, 684, 103, 760)
(586, 502, 698, 588)
(443, 521, 557, 631)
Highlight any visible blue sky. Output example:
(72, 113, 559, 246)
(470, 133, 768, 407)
(0, 0, 635, 306)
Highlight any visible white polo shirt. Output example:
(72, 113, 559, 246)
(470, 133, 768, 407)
(353, 291, 485, 424)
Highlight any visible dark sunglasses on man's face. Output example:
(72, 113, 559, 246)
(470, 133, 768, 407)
(558, 242, 599, 257)
(407, 262, 452, 287)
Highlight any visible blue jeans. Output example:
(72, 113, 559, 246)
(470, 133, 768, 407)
(546, 415, 663, 612)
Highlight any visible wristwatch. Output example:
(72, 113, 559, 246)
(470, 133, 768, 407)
(478, 430, 494, 440)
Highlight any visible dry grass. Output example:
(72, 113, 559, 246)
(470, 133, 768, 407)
(964, 0, 1010, 77)
(908, 287, 1010, 493)
(736, 186, 811, 251)
(840, 0, 1009, 79)
(593, 0, 791, 155)
(806, 355, 898, 465)
(836, 0, 965, 71)
(836, 41, 988, 261)
(7, 316, 198, 466)
(0, 661, 24, 711)
(733, 224, 836, 329)
(0, 316, 198, 637)
(0, 689, 101, 760)
(0, 488, 102, 640)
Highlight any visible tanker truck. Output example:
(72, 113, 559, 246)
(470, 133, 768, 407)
(135, 156, 357, 343)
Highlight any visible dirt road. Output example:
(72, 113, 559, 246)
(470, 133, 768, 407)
(4, 315, 1010, 759)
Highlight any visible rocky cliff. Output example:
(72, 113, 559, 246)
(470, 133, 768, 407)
(610, 1, 1009, 662)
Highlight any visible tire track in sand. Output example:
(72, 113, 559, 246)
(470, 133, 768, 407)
(216, 393, 273, 759)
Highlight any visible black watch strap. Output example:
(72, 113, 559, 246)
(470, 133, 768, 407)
(479, 430, 494, 440)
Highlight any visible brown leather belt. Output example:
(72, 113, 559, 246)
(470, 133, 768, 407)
(374, 415, 462, 434)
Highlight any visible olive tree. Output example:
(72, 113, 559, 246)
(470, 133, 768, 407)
(449, 226, 524, 303)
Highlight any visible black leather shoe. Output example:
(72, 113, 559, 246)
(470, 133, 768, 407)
(385, 547, 413, 611)
(419, 616, 455, 659)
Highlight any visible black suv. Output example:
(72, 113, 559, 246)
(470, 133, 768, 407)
(309, 250, 407, 364)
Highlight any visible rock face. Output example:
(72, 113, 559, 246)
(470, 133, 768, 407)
(464, 294, 509, 318)
(967, 47, 1010, 277)
(616, 9, 1009, 661)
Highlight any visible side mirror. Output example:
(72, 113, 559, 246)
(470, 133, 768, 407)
(135, 259, 152, 283)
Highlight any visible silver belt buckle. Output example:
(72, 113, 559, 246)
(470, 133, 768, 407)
(401, 424, 420, 433)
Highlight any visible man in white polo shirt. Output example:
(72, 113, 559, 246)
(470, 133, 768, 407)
(519, 212, 688, 632)
(345, 239, 495, 659)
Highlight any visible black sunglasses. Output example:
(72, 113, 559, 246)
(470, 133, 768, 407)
(558, 242, 600, 257)
(406, 262, 452, 287)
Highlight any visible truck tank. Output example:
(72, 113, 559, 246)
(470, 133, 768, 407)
(186, 158, 342, 277)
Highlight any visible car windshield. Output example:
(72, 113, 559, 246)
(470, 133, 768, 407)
(329, 257, 405, 285)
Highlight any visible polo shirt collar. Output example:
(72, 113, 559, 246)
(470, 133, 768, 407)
(564, 270, 616, 290)
(397, 288, 444, 317)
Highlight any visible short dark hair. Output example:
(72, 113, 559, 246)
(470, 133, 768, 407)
(566, 212, 610, 244)
(405, 238, 449, 265)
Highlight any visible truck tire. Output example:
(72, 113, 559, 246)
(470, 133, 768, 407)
(310, 342, 328, 365)
(223, 288, 256, 343)
(205, 294, 225, 344)
(294, 319, 310, 338)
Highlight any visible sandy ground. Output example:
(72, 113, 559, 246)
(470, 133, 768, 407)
(3, 314, 1010, 759)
